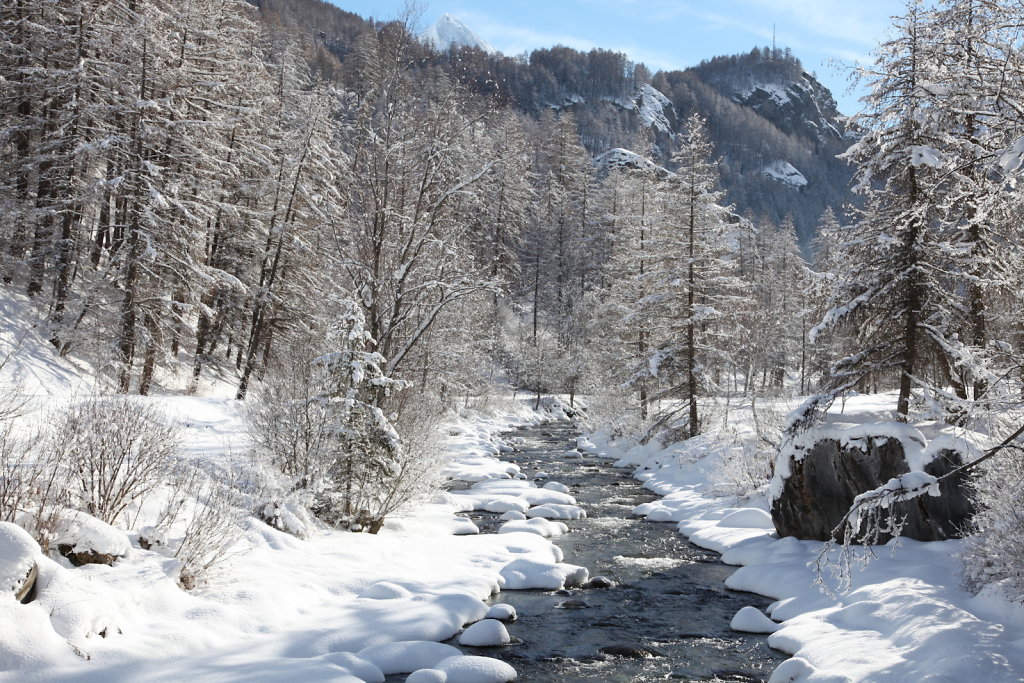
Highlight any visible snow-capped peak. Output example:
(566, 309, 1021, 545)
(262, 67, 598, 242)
(422, 14, 495, 54)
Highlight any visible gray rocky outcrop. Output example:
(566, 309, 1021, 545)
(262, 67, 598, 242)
(771, 432, 975, 542)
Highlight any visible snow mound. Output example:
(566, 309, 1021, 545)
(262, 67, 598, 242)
(731, 606, 781, 633)
(422, 14, 495, 54)
(0, 523, 38, 596)
(500, 510, 526, 521)
(432, 655, 518, 682)
(357, 640, 462, 675)
(53, 511, 130, 558)
(359, 582, 413, 600)
(718, 508, 773, 529)
(768, 656, 817, 682)
(762, 160, 807, 188)
(499, 557, 588, 590)
(541, 481, 570, 494)
(459, 619, 511, 646)
(485, 603, 517, 621)
(498, 518, 568, 538)
(525, 504, 586, 520)
(407, 669, 447, 683)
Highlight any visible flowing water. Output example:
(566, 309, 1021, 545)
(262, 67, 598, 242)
(457, 422, 785, 682)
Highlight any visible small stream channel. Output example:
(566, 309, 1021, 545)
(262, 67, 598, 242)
(457, 422, 785, 682)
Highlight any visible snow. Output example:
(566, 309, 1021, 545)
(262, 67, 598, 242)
(52, 511, 131, 558)
(909, 144, 945, 168)
(594, 148, 669, 177)
(731, 605, 781, 633)
(595, 394, 1024, 682)
(498, 557, 588, 590)
(428, 655, 518, 682)
(485, 603, 517, 621)
(524, 503, 586, 520)
(762, 160, 808, 188)
(0, 522, 38, 596)
(0, 321, 598, 682)
(458, 619, 511, 646)
(739, 82, 794, 107)
(421, 14, 495, 54)
(497, 518, 568, 538)
(357, 641, 461, 674)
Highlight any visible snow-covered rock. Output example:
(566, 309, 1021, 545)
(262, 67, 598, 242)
(0, 523, 38, 601)
(499, 510, 526, 521)
(762, 160, 807, 188)
(485, 603, 517, 621)
(525, 504, 586, 520)
(497, 518, 568, 538)
(594, 148, 670, 177)
(53, 511, 130, 566)
(432, 655, 517, 683)
(541, 481, 570, 494)
(499, 557, 588, 590)
(731, 606, 781, 633)
(458, 619, 511, 646)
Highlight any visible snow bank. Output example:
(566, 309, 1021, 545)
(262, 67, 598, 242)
(599, 394, 1024, 682)
(357, 641, 461, 674)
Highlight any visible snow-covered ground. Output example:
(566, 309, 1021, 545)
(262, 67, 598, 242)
(0, 300, 593, 682)
(1, 393, 592, 682)
(599, 397, 1024, 682)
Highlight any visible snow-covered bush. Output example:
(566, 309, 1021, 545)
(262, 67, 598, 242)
(711, 436, 774, 500)
(140, 465, 246, 589)
(963, 450, 1024, 601)
(246, 302, 415, 533)
(49, 396, 180, 525)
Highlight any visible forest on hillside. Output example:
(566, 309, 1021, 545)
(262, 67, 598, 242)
(1, 0, 1024, 601)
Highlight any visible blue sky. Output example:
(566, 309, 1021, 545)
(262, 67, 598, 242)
(329, 0, 903, 114)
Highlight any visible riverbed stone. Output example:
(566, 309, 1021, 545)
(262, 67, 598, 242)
(771, 434, 975, 542)
(584, 575, 616, 589)
(598, 644, 664, 658)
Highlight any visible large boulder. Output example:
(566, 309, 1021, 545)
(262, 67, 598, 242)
(770, 428, 974, 542)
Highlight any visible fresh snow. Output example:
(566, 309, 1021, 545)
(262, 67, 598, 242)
(599, 394, 1024, 682)
(0, 317, 590, 681)
(457, 619, 511, 647)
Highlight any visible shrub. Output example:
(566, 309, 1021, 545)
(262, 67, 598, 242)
(962, 450, 1024, 602)
(50, 396, 180, 525)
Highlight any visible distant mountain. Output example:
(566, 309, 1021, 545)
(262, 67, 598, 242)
(250, 2, 854, 249)
(422, 14, 495, 54)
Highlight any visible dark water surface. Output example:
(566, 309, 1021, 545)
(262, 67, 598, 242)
(458, 422, 785, 682)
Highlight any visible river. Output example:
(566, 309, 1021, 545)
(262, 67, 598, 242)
(457, 421, 784, 682)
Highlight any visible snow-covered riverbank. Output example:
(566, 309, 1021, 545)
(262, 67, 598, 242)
(598, 403, 1024, 682)
(0, 370, 588, 682)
